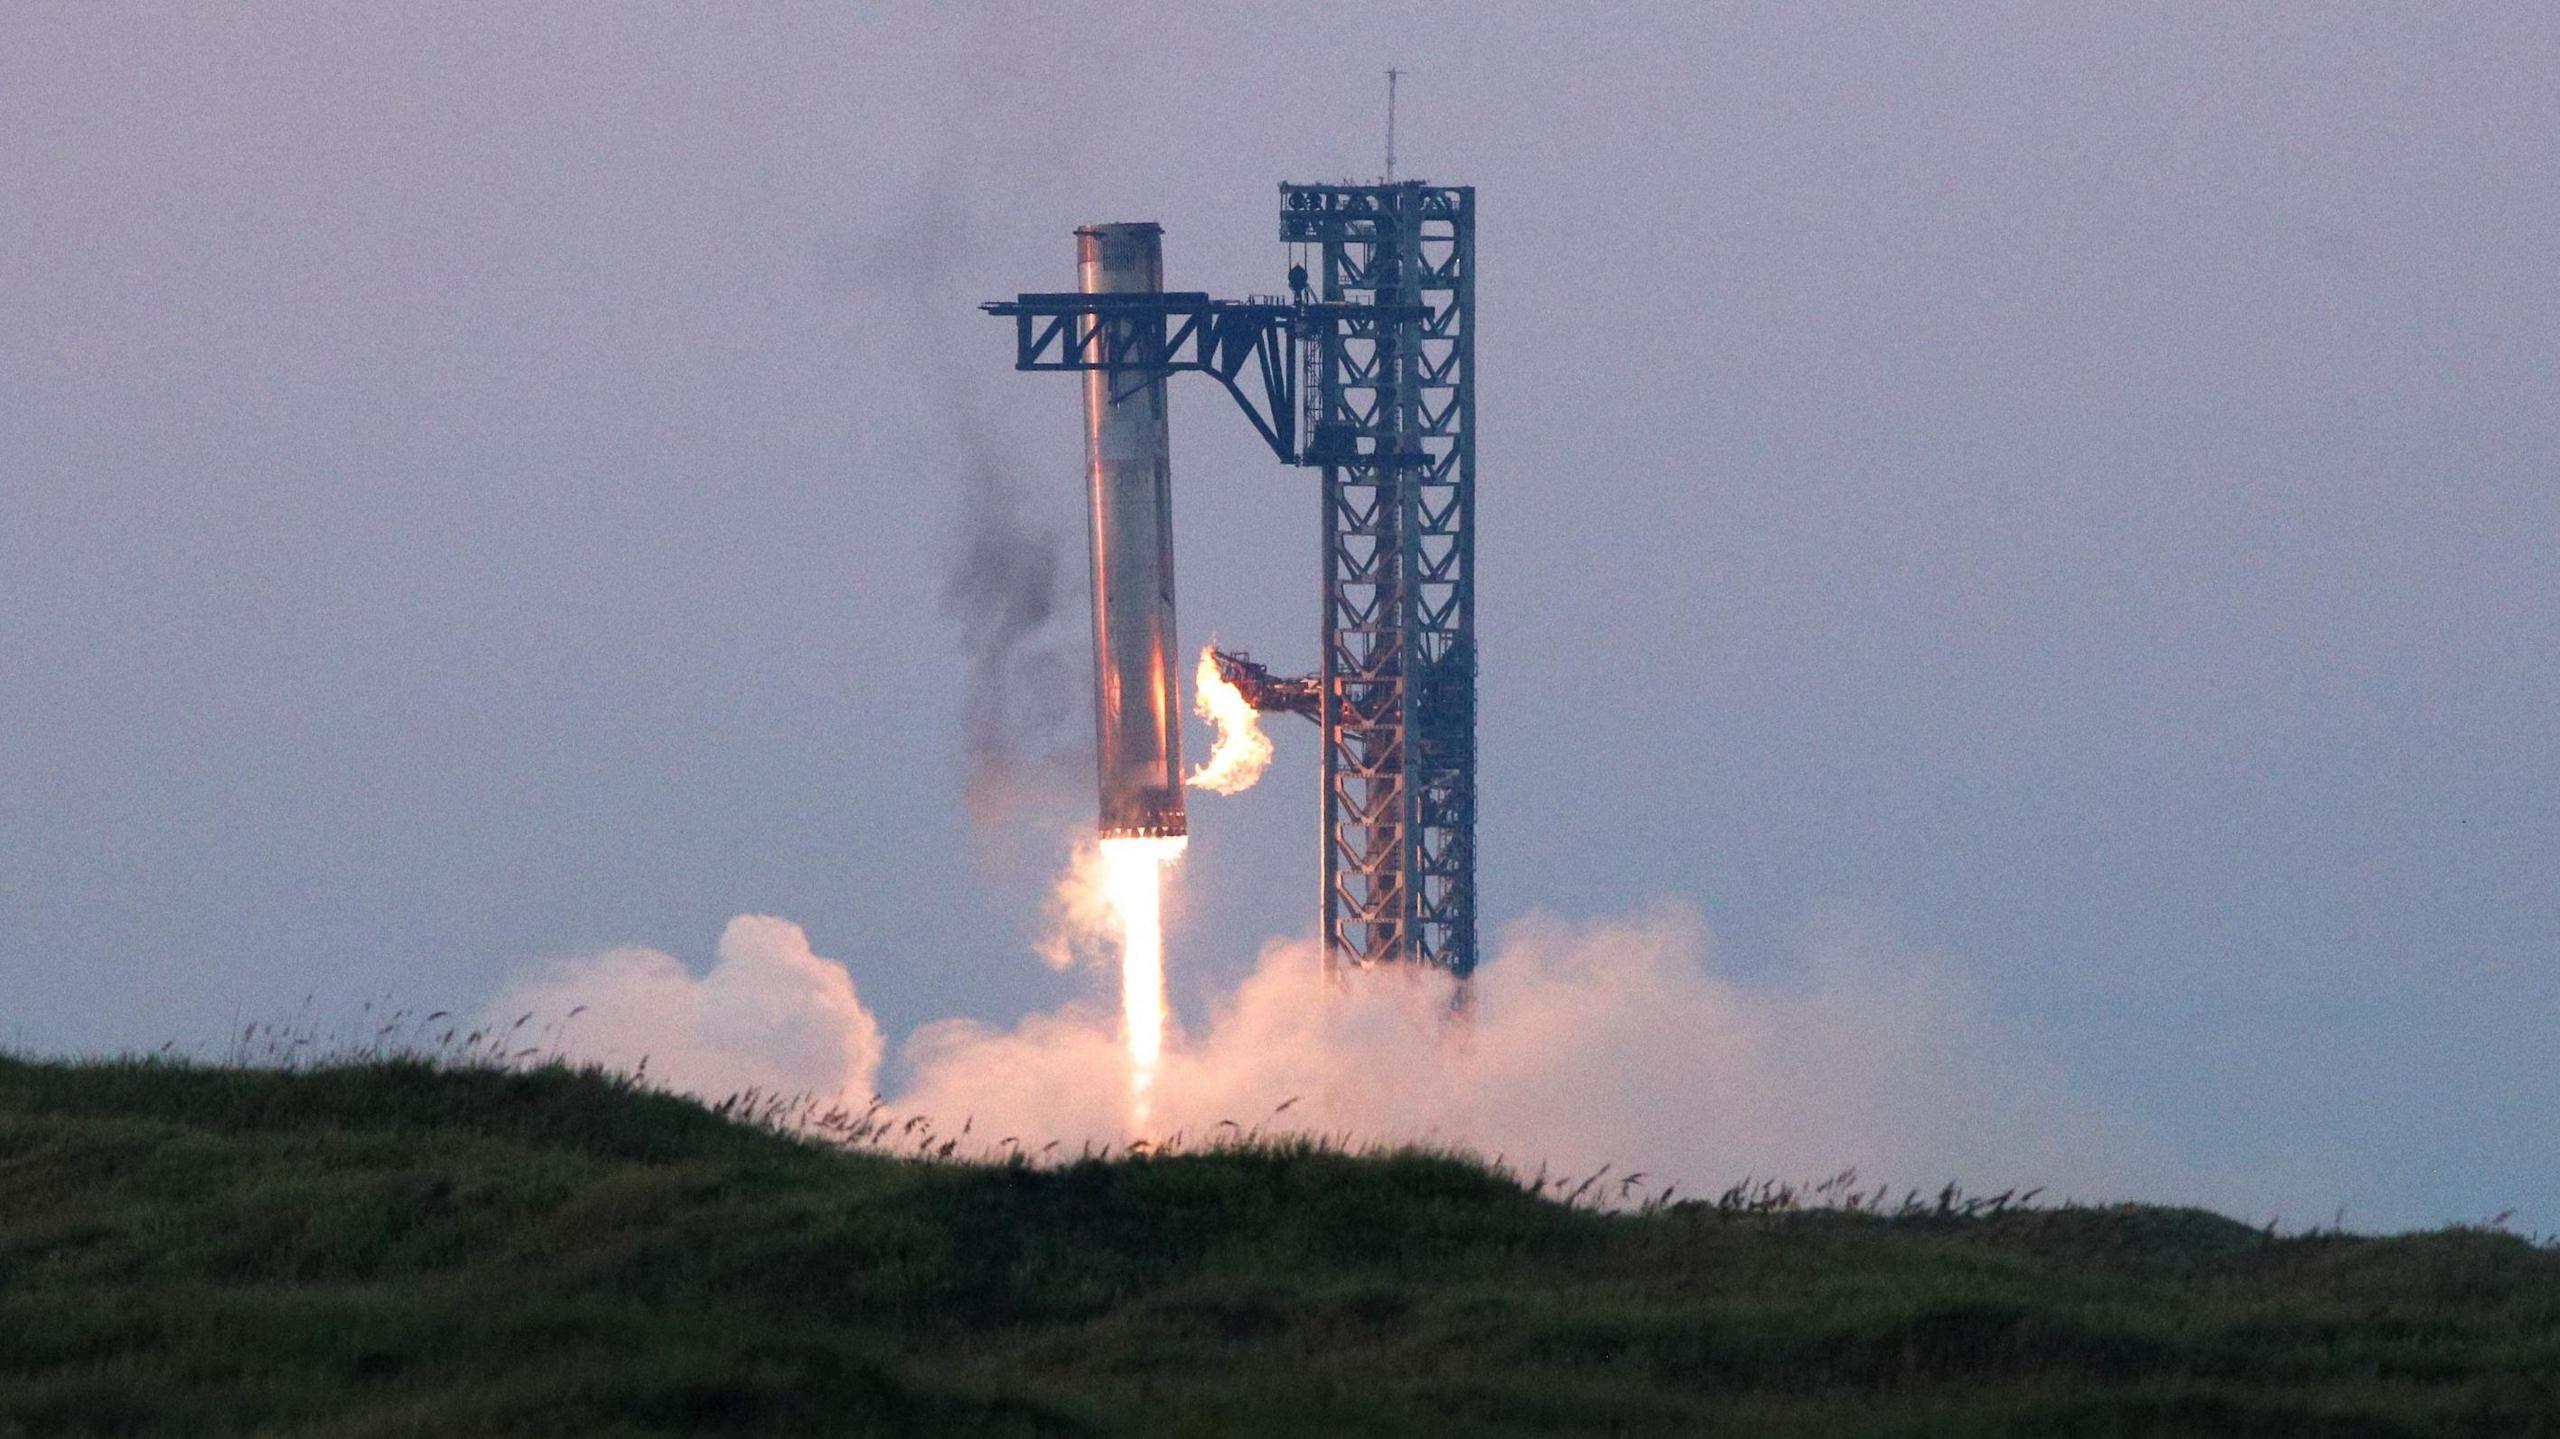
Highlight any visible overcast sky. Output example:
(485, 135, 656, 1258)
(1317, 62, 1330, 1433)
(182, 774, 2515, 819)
(3, 3, 2552, 1230)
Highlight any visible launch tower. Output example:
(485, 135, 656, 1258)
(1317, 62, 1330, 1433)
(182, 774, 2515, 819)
(986, 180, 1478, 979)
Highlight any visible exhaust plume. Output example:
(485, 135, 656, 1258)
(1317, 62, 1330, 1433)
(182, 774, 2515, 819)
(497, 904, 2241, 1210)
(1098, 834, 1186, 1127)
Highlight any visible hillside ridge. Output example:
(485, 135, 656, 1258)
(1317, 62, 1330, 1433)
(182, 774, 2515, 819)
(0, 1056, 2551, 1437)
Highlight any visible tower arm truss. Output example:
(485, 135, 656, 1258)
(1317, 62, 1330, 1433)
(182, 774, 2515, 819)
(981, 292, 1420, 469)
(982, 292, 1301, 464)
(1210, 648, 1321, 721)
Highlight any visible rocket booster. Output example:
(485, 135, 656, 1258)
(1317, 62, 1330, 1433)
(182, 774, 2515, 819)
(1077, 223, 1186, 839)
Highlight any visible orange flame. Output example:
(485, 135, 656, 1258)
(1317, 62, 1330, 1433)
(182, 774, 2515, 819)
(1185, 646, 1273, 795)
(1098, 834, 1184, 1129)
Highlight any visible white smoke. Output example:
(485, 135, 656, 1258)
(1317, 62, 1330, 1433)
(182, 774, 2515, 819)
(487, 914, 885, 1105)
(1032, 836, 1116, 973)
(491, 902, 2206, 1206)
(900, 902, 2185, 1198)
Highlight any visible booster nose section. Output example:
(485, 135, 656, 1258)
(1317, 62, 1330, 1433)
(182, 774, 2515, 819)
(1076, 223, 1186, 840)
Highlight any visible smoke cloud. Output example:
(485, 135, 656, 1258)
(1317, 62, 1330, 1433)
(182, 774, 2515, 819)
(942, 434, 1078, 827)
(487, 915, 885, 1106)
(493, 903, 2210, 1207)
(859, 192, 1083, 828)
(1033, 836, 1117, 973)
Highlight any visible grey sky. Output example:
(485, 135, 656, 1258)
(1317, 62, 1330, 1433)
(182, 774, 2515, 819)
(3, 3, 2552, 1229)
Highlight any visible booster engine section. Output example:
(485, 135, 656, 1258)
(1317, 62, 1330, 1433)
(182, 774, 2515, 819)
(1078, 223, 1187, 840)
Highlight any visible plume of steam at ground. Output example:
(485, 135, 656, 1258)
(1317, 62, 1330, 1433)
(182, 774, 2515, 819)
(489, 915, 885, 1107)
(488, 904, 2238, 1211)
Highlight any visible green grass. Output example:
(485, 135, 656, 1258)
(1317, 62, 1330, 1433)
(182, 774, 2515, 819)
(0, 1056, 2553, 1436)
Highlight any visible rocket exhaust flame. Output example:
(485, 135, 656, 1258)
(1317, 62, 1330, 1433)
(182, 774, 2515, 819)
(1099, 834, 1185, 1128)
(1186, 644, 1275, 795)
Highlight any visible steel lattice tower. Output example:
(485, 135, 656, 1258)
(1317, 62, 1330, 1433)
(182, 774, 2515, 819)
(1284, 182, 1477, 978)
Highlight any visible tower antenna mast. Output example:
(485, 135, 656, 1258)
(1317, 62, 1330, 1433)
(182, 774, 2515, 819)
(1385, 68, 1401, 182)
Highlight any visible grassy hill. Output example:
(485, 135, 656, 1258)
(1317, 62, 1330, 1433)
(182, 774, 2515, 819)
(0, 1057, 2552, 1437)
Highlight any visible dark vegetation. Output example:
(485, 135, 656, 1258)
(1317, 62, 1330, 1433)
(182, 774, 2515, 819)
(0, 1056, 2553, 1437)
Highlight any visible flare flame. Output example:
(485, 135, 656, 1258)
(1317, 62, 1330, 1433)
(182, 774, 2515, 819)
(1186, 645, 1274, 795)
